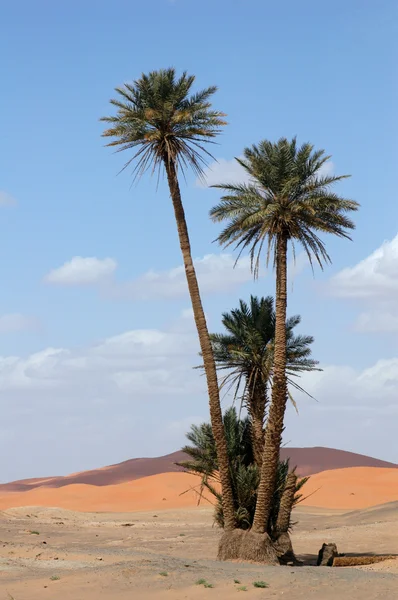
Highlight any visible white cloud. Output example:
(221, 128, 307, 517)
(0, 312, 208, 481)
(295, 360, 398, 405)
(329, 234, 398, 333)
(0, 191, 17, 207)
(45, 253, 255, 299)
(288, 252, 308, 282)
(355, 309, 398, 333)
(196, 158, 334, 189)
(114, 254, 254, 300)
(196, 157, 250, 188)
(330, 234, 398, 299)
(45, 256, 117, 286)
(285, 358, 398, 461)
(0, 313, 38, 333)
(318, 160, 334, 178)
(1, 312, 397, 482)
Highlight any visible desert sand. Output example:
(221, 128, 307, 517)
(0, 467, 397, 513)
(301, 467, 398, 509)
(0, 472, 205, 513)
(1, 461, 397, 598)
(1, 503, 397, 599)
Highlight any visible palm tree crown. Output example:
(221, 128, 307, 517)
(101, 68, 226, 179)
(210, 137, 359, 274)
(211, 295, 318, 401)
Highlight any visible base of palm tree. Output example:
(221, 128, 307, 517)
(273, 532, 300, 565)
(217, 529, 279, 564)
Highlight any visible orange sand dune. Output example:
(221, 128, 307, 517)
(2, 447, 396, 493)
(0, 467, 397, 512)
(0, 473, 208, 512)
(301, 467, 398, 509)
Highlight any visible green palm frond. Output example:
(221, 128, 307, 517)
(206, 295, 319, 410)
(101, 68, 226, 181)
(178, 408, 307, 535)
(210, 137, 359, 275)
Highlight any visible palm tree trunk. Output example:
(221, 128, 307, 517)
(164, 158, 236, 531)
(275, 471, 297, 536)
(247, 378, 267, 468)
(252, 234, 288, 534)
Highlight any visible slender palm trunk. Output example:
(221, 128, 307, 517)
(275, 471, 297, 536)
(247, 377, 267, 468)
(164, 158, 236, 531)
(252, 235, 288, 534)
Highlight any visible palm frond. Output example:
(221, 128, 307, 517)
(203, 295, 319, 414)
(210, 138, 359, 272)
(101, 68, 227, 181)
(178, 409, 308, 536)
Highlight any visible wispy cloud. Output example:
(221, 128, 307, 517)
(196, 157, 250, 188)
(45, 253, 255, 299)
(330, 234, 398, 300)
(196, 158, 334, 189)
(0, 191, 17, 207)
(45, 257, 117, 286)
(1, 314, 398, 481)
(329, 233, 398, 333)
(113, 254, 254, 300)
(0, 313, 39, 334)
(318, 161, 334, 178)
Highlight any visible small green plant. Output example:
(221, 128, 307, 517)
(234, 579, 241, 584)
(50, 576, 60, 581)
(253, 581, 269, 588)
(237, 586, 248, 592)
(195, 579, 214, 588)
(159, 571, 168, 577)
(179, 533, 186, 536)
(29, 530, 40, 535)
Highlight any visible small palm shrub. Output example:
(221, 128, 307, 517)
(178, 407, 308, 537)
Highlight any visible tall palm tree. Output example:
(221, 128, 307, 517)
(210, 138, 358, 535)
(101, 68, 236, 530)
(210, 295, 319, 466)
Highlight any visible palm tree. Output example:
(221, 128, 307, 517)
(178, 407, 308, 536)
(210, 138, 358, 535)
(210, 295, 319, 466)
(101, 68, 236, 530)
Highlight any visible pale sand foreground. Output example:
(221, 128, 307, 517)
(1, 467, 397, 512)
(1, 503, 397, 599)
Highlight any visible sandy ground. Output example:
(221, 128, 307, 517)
(1, 502, 397, 599)
(1, 467, 398, 512)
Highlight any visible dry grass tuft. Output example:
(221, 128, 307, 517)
(333, 555, 397, 567)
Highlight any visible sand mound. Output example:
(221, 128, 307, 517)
(0, 467, 397, 513)
(301, 467, 398, 509)
(0, 472, 212, 512)
(2, 447, 395, 492)
(335, 501, 398, 526)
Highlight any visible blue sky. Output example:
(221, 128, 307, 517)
(1, 0, 397, 481)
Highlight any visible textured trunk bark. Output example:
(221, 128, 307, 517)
(164, 158, 236, 531)
(247, 377, 267, 468)
(252, 234, 288, 534)
(275, 471, 297, 536)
